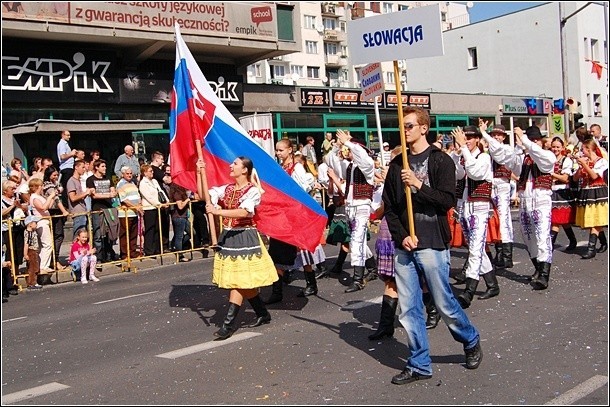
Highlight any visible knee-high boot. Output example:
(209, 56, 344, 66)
(453, 257, 468, 284)
(501, 243, 513, 268)
(264, 279, 283, 304)
(364, 256, 378, 282)
(368, 295, 398, 340)
(247, 295, 271, 327)
(345, 266, 365, 293)
(457, 278, 479, 309)
(581, 233, 598, 259)
(478, 270, 499, 299)
(317, 249, 348, 279)
(492, 243, 503, 267)
(550, 230, 558, 247)
(531, 262, 551, 290)
(214, 302, 241, 340)
(297, 270, 318, 297)
(423, 291, 440, 329)
(563, 226, 578, 251)
(527, 258, 540, 281)
(598, 230, 607, 253)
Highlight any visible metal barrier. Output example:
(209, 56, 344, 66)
(1, 199, 211, 289)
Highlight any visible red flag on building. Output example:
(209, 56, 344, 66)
(591, 61, 603, 80)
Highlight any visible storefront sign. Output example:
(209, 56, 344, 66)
(2, 2, 277, 41)
(300, 88, 331, 108)
(332, 89, 382, 108)
(384, 92, 431, 109)
(502, 98, 553, 115)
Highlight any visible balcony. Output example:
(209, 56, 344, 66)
(351, 7, 365, 19)
(323, 29, 345, 42)
(324, 54, 347, 67)
(321, 2, 337, 16)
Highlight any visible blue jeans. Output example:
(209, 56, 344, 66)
(172, 217, 191, 252)
(72, 215, 88, 240)
(394, 247, 480, 376)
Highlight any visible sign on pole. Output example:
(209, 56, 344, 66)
(347, 4, 444, 65)
(360, 62, 385, 102)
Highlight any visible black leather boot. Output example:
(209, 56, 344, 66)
(457, 278, 479, 309)
(364, 256, 378, 282)
(478, 270, 500, 300)
(581, 233, 598, 259)
(492, 243, 503, 267)
(247, 295, 271, 327)
(597, 230, 607, 253)
(453, 258, 468, 284)
(502, 243, 514, 269)
(531, 262, 551, 290)
(368, 295, 398, 340)
(550, 230, 558, 247)
(317, 249, 347, 279)
(214, 302, 241, 340)
(345, 266, 365, 293)
(527, 258, 540, 282)
(423, 292, 440, 329)
(264, 279, 283, 304)
(564, 226, 578, 251)
(297, 270, 318, 297)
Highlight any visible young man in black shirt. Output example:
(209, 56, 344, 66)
(86, 159, 118, 263)
(382, 106, 482, 385)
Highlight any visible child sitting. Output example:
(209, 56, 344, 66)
(69, 229, 99, 284)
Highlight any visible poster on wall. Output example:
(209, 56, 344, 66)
(239, 113, 275, 157)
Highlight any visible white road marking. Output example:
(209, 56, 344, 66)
(93, 291, 159, 305)
(155, 332, 263, 359)
(2, 316, 27, 323)
(2, 382, 70, 404)
(342, 296, 382, 310)
(544, 375, 608, 405)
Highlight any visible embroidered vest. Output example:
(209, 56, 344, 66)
(455, 155, 492, 202)
(220, 183, 256, 229)
(552, 156, 569, 186)
(581, 159, 607, 188)
(345, 163, 373, 201)
(492, 161, 512, 180)
(517, 155, 552, 191)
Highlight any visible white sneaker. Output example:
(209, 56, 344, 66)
(81, 279, 88, 284)
(90, 276, 100, 282)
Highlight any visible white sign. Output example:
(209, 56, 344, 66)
(360, 62, 384, 102)
(347, 4, 444, 65)
(239, 113, 275, 158)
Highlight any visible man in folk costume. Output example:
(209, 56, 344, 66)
(451, 126, 498, 309)
(334, 129, 377, 293)
(479, 123, 515, 268)
(487, 125, 556, 290)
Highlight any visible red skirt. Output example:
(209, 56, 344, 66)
(486, 207, 501, 244)
(448, 208, 465, 248)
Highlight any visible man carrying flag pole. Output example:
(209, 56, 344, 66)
(169, 24, 327, 262)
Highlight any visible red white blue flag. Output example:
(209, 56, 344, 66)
(169, 24, 327, 252)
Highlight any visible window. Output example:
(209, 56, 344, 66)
(383, 2, 393, 13)
(370, 2, 380, 13)
(304, 15, 316, 29)
(468, 47, 478, 69)
(325, 43, 338, 55)
(276, 4, 294, 41)
(340, 21, 346, 32)
(248, 63, 262, 78)
(591, 38, 600, 61)
(272, 65, 286, 78)
(290, 65, 304, 78)
(386, 72, 395, 84)
(398, 4, 408, 11)
(340, 69, 348, 81)
(305, 41, 318, 54)
(307, 66, 320, 79)
(584, 37, 590, 60)
(341, 45, 348, 57)
(323, 18, 336, 30)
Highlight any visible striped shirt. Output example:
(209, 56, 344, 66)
(116, 178, 140, 217)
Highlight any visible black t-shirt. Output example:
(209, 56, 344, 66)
(152, 164, 165, 186)
(86, 174, 113, 211)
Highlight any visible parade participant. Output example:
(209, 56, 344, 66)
(203, 157, 277, 340)
(334, 129, 377, 293)
(479, 123, 515, 268)
(383, 106, 482, 385)
(265, 138, 318, 303)
(487, 126, 556, 290)
(450, 125, 497, 307)
(548, 137, 578, 251)
(573, 138, 608, 259)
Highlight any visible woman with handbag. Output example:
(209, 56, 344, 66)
(138, 164, 168, 256)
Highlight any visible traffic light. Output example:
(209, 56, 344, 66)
(566, 97, 583, 133)
(566, 97, 581, 113)
(573, 112, 584, 131)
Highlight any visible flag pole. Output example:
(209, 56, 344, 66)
(195, 139, 218, 246)
(393, 60, 415, 239)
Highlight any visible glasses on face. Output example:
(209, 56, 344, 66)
(404, 123, 420, 130)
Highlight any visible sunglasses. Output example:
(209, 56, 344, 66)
(404, 123, 420, 130)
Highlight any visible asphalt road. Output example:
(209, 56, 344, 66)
(1, 219, 608, 405)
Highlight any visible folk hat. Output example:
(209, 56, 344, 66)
(491, 124, 507, 135)
(463, 126, 481, 137)
(525, 126, 543, 140)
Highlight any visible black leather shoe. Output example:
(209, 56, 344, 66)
(425, 312, 440, 329)
(391, 369, 432, 385)
(598, 243, 608, 253)
(9, 288, 19, 296)
(465, 340, 483, 369)
(344, 281, 365, 293)
(247, 313, 271, 328)
(297, 285, 318, 297)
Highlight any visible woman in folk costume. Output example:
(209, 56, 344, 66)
(264, 139, 320, 304)
(450, 125, 497, 309)
(486, 126, 557, 290)
(573, 138, 608, 259)
(203, 156, 277, 340)
(548, 137, 578, 251)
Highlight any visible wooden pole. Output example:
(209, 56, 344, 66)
(195, 140, 218, 246)
(393, 60, 416, 239)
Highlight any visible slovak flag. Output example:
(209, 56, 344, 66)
(169, 24, 327, 252)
